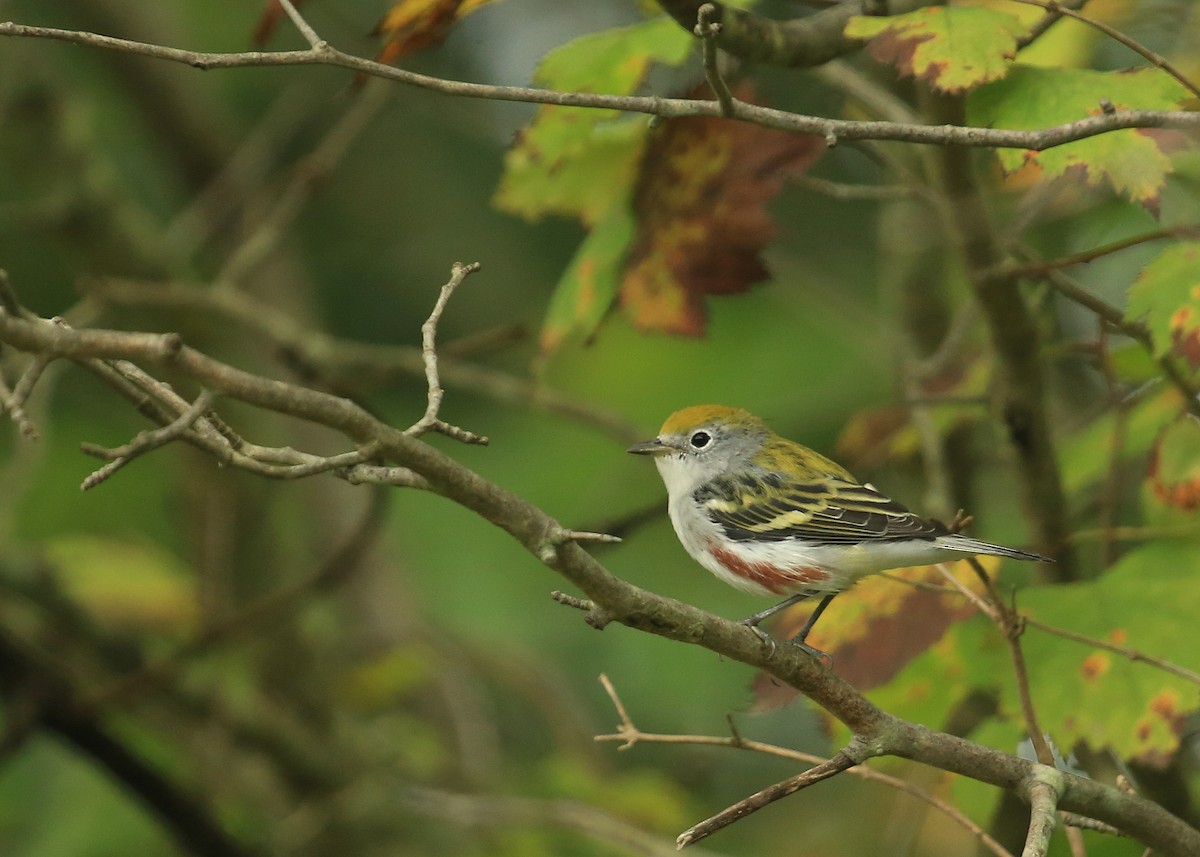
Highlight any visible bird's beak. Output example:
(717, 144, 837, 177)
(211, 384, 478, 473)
(627, 437, 677, 457)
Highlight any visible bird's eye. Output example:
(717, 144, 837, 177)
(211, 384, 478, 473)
(689, 431, 711, 449)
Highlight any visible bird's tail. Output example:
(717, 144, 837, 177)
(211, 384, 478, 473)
(936, 534, 1053, 563)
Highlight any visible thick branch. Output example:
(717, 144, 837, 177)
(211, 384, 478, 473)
(658, 0, 863, 68)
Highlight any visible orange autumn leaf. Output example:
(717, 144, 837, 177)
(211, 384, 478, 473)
(620, 84, 824, 336)
(372, 0, 499, 65)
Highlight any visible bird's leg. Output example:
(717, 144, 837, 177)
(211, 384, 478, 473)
(740, 591, 815, 629)
(786, 592, 838, 664)
(739, 591, 817, 654)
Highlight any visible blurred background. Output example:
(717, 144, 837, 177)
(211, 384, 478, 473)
(1, 0, 1199, 855)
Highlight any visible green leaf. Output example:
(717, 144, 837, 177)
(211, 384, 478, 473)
(493, 16, 692, 225)
(1018, 541, 1200, 760)
(1126, 241, 1200, 368)
(533, 15, 692, 94)
(495, 117, 647, 226)
(537, 203, 634, 354)
(846, 7, 1026, 94)
(967, 66, 1191, 210)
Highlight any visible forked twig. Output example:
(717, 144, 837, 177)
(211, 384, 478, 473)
(406, 262, 488, 444)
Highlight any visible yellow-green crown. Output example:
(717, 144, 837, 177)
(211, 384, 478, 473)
(660, 405, 765, 435)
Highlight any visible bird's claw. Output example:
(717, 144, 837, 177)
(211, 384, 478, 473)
(740, 618, 777, 656)
(787, 636, 833, 667)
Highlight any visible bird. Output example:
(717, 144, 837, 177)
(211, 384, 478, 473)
(627, 405, 1051, 659)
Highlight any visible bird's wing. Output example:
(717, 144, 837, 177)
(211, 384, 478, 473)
(695, 473, 947, 545)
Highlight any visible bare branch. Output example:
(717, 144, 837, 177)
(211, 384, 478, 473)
(1, 22, 1197, 149)
(80, 390, 216, 490)
(962, 560, 1057, 770)
(0, 270, 22, 316)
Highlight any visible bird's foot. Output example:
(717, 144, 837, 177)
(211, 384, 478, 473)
(787, 636, 833, 667)
(740, 618, 777, 656)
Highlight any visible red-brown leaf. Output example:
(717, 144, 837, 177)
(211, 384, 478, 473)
(620, 84, 824, 336)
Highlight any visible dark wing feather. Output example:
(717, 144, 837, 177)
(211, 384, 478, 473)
(694, 474, 947, 545)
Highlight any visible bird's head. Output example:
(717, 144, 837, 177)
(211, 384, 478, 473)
(627, 405, 769, 496)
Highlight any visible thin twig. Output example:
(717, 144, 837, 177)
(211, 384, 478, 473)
(401, 784, 714, 857)
(965, 559, 1057, 769)
(274, 0, 324, 50)
(695, 4, 735, 117)
(1004, 0, 1200, 99)
(1061, 812, 1124, 837)
(1004, 225, 1200, 277)
(0, 23, 1197, 149)
(79, 390, 217, 490)
(406, 262, 487, 444)
(677, 749, 860, 848)
(1016, 0, 1087, 49)
(0, 368, 37, 438)
(1024, 616, 1200, 686)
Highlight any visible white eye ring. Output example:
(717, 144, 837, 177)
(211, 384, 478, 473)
(689, 431, 711, 449)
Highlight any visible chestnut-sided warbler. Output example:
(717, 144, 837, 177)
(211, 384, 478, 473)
(628, 405, 1050, 657)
